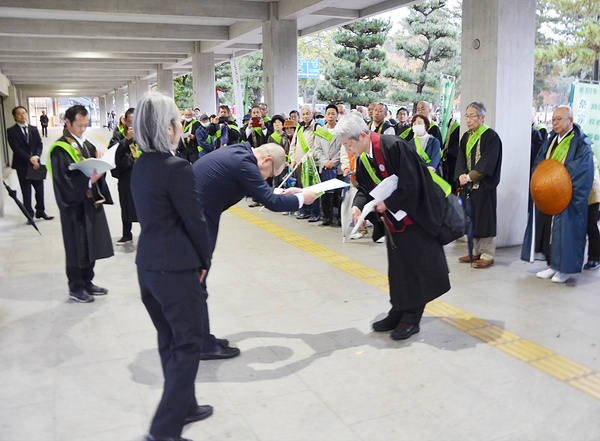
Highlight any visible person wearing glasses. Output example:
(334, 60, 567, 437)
(48, 105, 114, 303)
(455, 102, 503, 269)
(192, 142, 317, 360)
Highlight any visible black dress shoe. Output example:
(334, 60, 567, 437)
(200, 344, 240, 360)
(145, 435, 192, 441)
(35, 212, 54, 220)
(391, 323, 420, 341)
(216, 338, 229, 347)
(85, 283, 108, 296)
(372, 313, 402, 332)
(320, 218, 331, 226)
(184, 404, 213, 425)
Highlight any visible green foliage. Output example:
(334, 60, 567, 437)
(385, 0, 461, 109)
(537, 0, 599, 80)
(239, 52, 264, 110)
(317, 18, 392, 107)
(173, 75, 193, 109)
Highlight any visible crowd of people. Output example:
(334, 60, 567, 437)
(5, 91, 599, 441)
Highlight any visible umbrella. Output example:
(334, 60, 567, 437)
(462, 186, 474, 265)
(3, 181, 42, 235)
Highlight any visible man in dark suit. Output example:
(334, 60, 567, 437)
(7, 106, 53, 221)
(192, 142, 317, 360)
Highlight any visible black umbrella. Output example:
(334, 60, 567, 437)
(3, 181, 42, 235)
(462, 187, 474, 265)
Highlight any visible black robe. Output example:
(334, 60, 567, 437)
(109, 130, 138, 224)
(454, 128, 502, 238)
(353, 134, 450, 310)
(51, 135, 114, 268)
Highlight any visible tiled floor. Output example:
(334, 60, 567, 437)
(1, 127, 600, 441)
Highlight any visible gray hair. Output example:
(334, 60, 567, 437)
(467, 102, 486, 117)
(133, 92, 180, 154)
(332, 113, 369, 140)
(254, 143, 287, 171)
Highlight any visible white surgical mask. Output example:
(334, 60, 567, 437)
(201, 121, 209, 128)
(413, 124, 427, 137)
(183, 117, 192, 123)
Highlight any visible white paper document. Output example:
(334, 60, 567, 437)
(68, 143, 117, 178)
(304, 178, 350, 194)
(345, 174, 406, 240)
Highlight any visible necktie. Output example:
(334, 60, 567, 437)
(22, 126, 29, 143)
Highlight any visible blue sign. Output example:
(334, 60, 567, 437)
(298, 57, 320, 79)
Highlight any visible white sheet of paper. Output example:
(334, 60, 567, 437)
(348, 199, 378, 238)
(68, 143, 117, 178)
(181, 132, 191, 139)
(304, 178, 350, 194)
(368, 174, 406, 221)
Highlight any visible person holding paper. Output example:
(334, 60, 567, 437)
(49, 105, 113, 303)
(192, 142, 317, 360)
(333, 113, 450, 341)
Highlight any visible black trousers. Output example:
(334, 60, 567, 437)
(138, 268, 206, 439)
(66, 262, 95, 292)
(587, 203, 600, 261)
(16, 168, 45, 217)
(41, 125, 48, 137)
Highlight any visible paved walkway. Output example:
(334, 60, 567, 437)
(1, 127, 600, 441)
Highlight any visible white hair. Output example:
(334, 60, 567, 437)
(332, 113, 369, 140)
(133, 92, 180, 154)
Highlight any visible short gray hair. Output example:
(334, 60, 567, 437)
(255, 143, 287, 171)
(332, 113, 369, 140)
(467, 102, 486, 117)
(133, 92, 180, 154)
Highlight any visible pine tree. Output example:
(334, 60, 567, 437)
(317, 18, 391, 107)
(386, 0, 460, 108)
(538, 0, 600, 81)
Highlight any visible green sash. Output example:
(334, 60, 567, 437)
(270, 132, 282, 144)
(360, 152, 450, 196)
(314, 127, 334, 142)
(297, 126, 310, 153)
(399, 127, 411, 139)
(414, 136, 431, 164)
(465, 124, 489, 160)
(550, 133, 574, 163)
(47, 140, 81, 178)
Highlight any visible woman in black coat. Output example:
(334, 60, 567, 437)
(130, 92, 213, 441)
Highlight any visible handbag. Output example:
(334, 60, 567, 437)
(437, 192, 466, 245)
(26, 163, 47, 180)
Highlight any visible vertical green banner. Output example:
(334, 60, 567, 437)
(570, 81, 600, 154)
(439, 75, 456, 141)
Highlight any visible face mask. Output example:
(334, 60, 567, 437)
(201, 121, 209, 128)
(316, 118, 325, 126)
(183, 117, 192, 123)
(413, 124, 427, 137)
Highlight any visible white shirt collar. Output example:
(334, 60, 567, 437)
(69, 132, 86, 146)
(557, 128, 573, 144)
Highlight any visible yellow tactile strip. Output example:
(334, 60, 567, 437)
(229, 206, 600, 401)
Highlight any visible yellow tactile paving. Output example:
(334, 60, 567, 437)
(229, 205, 600, 401)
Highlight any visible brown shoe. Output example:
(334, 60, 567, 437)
(472, 258, 494, 269)
(458, 254, 480, 263)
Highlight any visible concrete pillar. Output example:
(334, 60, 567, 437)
(127, 81, 137, 111)
(115, 87, 126, 115)
(135, 77, 149, 106)
(157, 66, 174, 99)
(263, 4, 298, 116)
(192, 52, 216, 115)
(461, 0, 536, 246)
(99, 95, 107, 128)
(106, 91, 115, 114)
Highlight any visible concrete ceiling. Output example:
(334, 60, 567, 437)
(0, 0, 417, 98)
